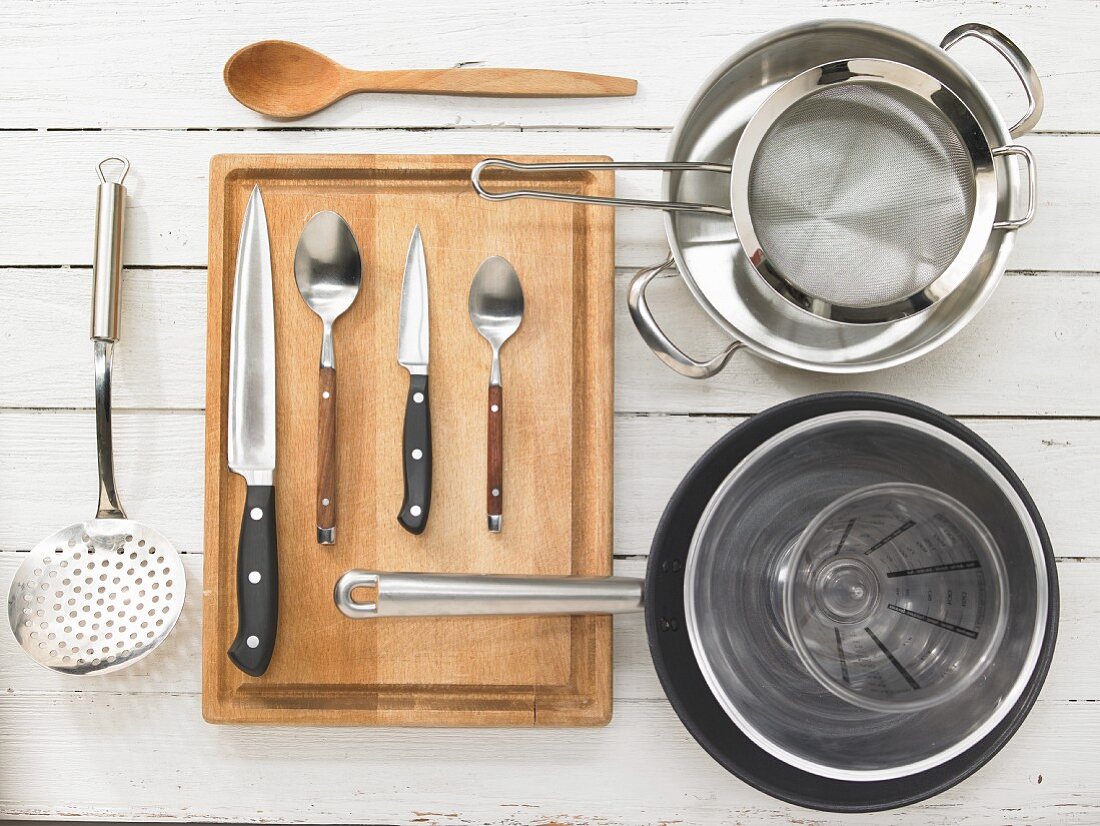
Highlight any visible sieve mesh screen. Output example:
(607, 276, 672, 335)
(747, 83, 976, 309)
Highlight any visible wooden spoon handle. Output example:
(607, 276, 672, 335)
(487, 383, 503, 533)
(349, 68, 636, 98)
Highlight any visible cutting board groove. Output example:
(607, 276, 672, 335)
(203, 154, 614, 725)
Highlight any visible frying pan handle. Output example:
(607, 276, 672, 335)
(91, 157, 129, 342)
(992, 145, 1037, 230)
(335, 571, 644, 618)
(628, 256, 744, 380)
(940, 24, 1044, 139)
(471, 158, 733, 215)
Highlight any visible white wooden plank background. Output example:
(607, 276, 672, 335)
(1, 0, 1098, 822)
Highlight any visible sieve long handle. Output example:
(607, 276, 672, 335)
(471, 158, 733, 215)
(335, 571, 645, 618)
(627, 256, 744, 380)
(940, 24, 1044, 139)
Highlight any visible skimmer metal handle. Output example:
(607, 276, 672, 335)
(471, 158, 733, 215)
(335, 571, 644, 618)
(941, 23, 1044, 139)
(91, 158, 129, 520)
(628, 256, 743, 380)
(91, 157, 129, 342)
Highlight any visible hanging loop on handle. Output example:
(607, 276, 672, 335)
(628, 255, 744, 379)
(991, 145, 1037, 230)
(91, 157, 129, 342)
(940, 24, 1044, 139)
(471, 158, 733, 215)
(335, 570, 645, 618)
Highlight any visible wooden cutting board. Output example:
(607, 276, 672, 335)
(202, 154, 614, 725)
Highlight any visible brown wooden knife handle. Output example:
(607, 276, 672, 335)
(317, 365, 336, 544)
(487, 383, 503, 532)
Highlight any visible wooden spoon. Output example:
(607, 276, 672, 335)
(224, 40, 638, 118)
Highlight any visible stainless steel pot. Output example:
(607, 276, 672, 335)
(471, 21, 1044, 376)
(334, 393, 1059, 810)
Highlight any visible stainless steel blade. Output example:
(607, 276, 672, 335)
(228, 185, 276, 485)
(397, 225, 429, 375)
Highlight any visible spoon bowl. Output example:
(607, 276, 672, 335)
(225, 41, 348, 119)
(469, 256, 525, 357)
(294, 211, 362, 322)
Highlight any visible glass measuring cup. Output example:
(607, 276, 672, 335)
(782, 483, 1008, 713)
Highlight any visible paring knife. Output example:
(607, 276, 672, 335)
(226, 185, 279, 677)
(396, 226, 432, 534)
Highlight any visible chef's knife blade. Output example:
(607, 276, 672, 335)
(227, 185, 279, 677)
(397, 226, 432, 534)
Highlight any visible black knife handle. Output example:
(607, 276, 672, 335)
(398, 373, 432, 534)
(228, 484, 279, 677)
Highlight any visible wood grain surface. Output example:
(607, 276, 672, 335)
(202, 153, 615, 725)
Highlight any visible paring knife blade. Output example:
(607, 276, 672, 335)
(226, 185, 279, 677)
(396, 226, 432, 534)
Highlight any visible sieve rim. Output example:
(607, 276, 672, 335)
(728, 59, 998, 324)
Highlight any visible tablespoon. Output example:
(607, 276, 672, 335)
(469, 256, 524, 533)
(224, 40, 637, 119)
(294, 212, 362, 545)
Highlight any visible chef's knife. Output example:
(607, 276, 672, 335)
(227, 185, 279, 676)
(397, 226, 432, 534)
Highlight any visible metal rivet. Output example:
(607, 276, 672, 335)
(246, 635, 259, 649)
(411, 449, 423, 460)
(410, 505, 422, 517)
(248, 571, 261, 584)
(321, 498, 330, 507)
(322, 391, 331, 400)
(491, 404, 499, 413)
(492, 488, 500, 497)
(413, 392, 424, 404)
(250, 507, 263, 521)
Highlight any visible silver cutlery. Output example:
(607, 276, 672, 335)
(397, 226, 432, 534)
(227, 185, 279, 676)
(293, 211, 362, 545)
(468, 256, 525, 533)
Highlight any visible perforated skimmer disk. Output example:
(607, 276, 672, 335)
(8, 520, 186, 675)
(747, 83, 977, 311)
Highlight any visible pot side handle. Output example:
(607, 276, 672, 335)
(941, 23, 1044, 139)
(628, 256, 744, 380)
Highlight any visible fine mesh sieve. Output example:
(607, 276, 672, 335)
(472, 57, 1036, 327)
(745, 82, 978, 310)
